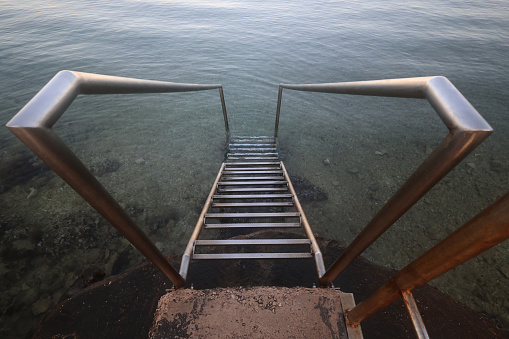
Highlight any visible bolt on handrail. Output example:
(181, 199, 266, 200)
(6, 70, 230, 288)
(275, 76, 493, 287)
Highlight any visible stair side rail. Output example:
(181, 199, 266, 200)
(275, 76, 493, 286)
(6, 70, 229, 288)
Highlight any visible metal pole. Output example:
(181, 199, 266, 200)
(219, 87, 230, 140)
(401, 291, 430, 339)
(281, 162, 326, 278)
(279, 77, 493, 286)
(320, 128, 489, 285)
(179, 163, 225, 280)
(346, 193, 509, 324)
(274, 86, 283, 138)
(7, 71, 226, 288)
(8, 127, 187, 288)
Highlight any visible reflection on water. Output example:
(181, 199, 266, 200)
(1, 0, 508, 337)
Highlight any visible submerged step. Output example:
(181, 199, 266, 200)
(204, 222, 301, 229)
(229, 143, 276, 147)
(222, 170, 283, 174)
(217, 187, 289, 192)
(205, 212, 300, 218)
(192, 253, 313, 260)
(229, 147, 277, 151)
(195, 239, 311, 246)
(227, 157, 279, 160)
(218, 180, 287, 185)
(229, 152, 278, 156)
(211, 202, 294, 207)
(221, 176, 284, 181)
(230, 136, 275, 140)
(212, 194, 293, 199)
(225, 162, 281, 166)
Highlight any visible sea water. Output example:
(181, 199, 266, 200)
(1, 0, 508, 336)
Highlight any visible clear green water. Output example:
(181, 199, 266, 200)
(1, 0, 508, 336)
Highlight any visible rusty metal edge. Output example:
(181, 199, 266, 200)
(346, 193, 509, 324)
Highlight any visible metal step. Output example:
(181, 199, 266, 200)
(205, 212, 300, 218)
(221, 176, 284, 181)
(218, 181, 287, 186)
(212, 194, 293, 199)
(225, 162, 280, 166)
(204, 222, 301, 229)
(224, 167, 281, 171)
(224, 168, 281, 172)
(229, 144, 275, 146)
(228, 154, 278, 157)
(211, 202, 294, 208)
(229, 152, 278, 156)
(217, 187, 289, 192)
(195, 239, 311, 246)
(229, 146, 277, 150)
(227, 157, 279, 160)
(223, 170, 283, 176)
(228, 143, 277, 149)
(192, 253, 313, 260)
(230, 136, 275, 140)
(222, 170, 283, 175)
(228, 147, 277, 154)
(229, 141, 276, 145)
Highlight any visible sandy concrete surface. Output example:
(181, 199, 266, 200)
(149, 286, 349, 339)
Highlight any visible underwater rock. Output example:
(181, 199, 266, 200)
(18, 287, 39, 306)
(489, 157, 505, 173)
(155, 242, 164, 251)
(81, 266, 106, 287)
(26, 187, 37, 199)
(0, 151, 51, 192)
(86, 248, 102, 263)
(60, 266, 105, 302)
(289, 175, 328, 203)
(111, 247, 135, 276)
(12, 239, 35, 254)
(90, 159, 121, 176)
(32, 297, 51, 316)
(1, 239, 35, 259)
(499, 267, 509, 279)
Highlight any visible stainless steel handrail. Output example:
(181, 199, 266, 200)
(6, 70, 230, 288)
(281, 162, 326, 278)
(275, 76, 493, 286)
(179, 163, 225, 280)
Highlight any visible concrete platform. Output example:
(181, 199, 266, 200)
(149, 287, 359, 338)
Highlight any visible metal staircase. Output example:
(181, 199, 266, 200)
(179, 136, 325, 278)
